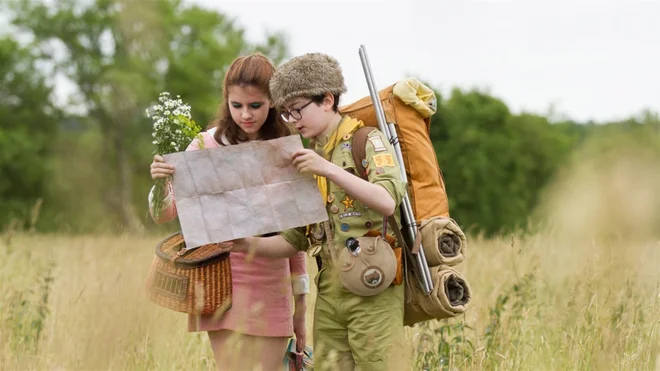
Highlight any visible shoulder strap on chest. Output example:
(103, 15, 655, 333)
(351, 127, 377, 180)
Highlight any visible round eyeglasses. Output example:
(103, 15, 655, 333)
(280, 100, 314, 123)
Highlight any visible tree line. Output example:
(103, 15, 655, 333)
(1, 0, 658, 237)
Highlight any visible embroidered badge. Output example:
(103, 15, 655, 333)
(340, 223, 350, 232)
(376, 167, 385, 174)
(339, 212, 362, 219)
(373, 154, 395, 167)
(368, 136, 387, 152)
(330, 205, 339, 214)
(341, 142, 352, 151)
(365, 220, 373, 228)
(362, 266, 385, 288)
(312, 224, 325, 240)
(327, 194, 335, 203)
(340, 195, 355, 211)
(361, 159, 368, 168)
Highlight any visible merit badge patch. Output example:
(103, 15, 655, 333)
(362, 267, 385, 288)
(340, 195, 355, 211)
(372, 154, 395, 167)
(312, 224, 325, 240)
(341, 142, 352, 151)
(339, 211, 362, 219)
(368, 136, 387, 152)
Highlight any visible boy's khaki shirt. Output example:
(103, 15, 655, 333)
(281, 117, 406, 267)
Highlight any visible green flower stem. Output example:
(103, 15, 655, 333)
(150, 178, 169, 220)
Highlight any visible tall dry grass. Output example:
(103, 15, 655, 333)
(1, 139, 659, 370)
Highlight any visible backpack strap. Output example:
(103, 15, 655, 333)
(350, 127, 422, 255)
(351, 127, 385, 238)
(351, 127, 396, 240)
(351, 127, 377, 181)
(351, 127, 421, 300)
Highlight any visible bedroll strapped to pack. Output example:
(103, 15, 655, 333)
(348, 123, 472, 326)
(340, 45, 472, 326)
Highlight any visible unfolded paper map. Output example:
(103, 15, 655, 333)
(163, 135, 328, 248)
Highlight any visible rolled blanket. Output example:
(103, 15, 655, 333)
(404, 265, 472, 326)
(419, 217, 466, 267)
(392, 78, 437, 118)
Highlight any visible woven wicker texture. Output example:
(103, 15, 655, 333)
(145, 232, 232, 315)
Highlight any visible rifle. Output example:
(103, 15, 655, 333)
(357, 44, 434, 295)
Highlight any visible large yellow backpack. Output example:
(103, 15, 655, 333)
(339, 78, 449, 221)
(339, 78, 472, 326)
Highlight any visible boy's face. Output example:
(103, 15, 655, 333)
(281, 95, 333, 139)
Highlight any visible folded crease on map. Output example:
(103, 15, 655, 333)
(163, 135, 328, 248)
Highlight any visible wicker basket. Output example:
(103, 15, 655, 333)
(145, 232, 232, 315)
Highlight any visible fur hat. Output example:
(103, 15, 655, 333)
(270, 53, 347, 108)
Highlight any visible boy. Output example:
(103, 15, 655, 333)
(226, 53, 407, 370)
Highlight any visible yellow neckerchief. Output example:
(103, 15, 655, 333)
(305, 116, 363, 240)
(314, 115, 364, 202)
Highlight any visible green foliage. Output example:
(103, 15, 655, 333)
(432, 88, 586, 236)
(4, 0, 289, 232)
(414, 320, 475, 370)
(0, 244, 55, 358)
(1, 0, 658, 235)
(0, 37, 60, 229)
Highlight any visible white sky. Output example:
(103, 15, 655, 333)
(190, 0, 660, 123)
(1, 0, 657, 122)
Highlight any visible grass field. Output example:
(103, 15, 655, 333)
(1, 153, 659, 370)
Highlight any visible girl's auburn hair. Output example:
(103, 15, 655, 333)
(209, 53, 295, 145)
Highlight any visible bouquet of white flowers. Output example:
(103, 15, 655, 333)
(146, 92, 202, 219)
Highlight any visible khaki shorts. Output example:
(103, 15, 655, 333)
(312, 266, 405, 371)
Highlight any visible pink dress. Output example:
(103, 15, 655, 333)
(150, 128, 308, 337)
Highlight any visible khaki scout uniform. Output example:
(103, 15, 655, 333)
(281, 116, 407, 371)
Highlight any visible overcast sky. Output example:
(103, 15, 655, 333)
(189, 0, 659, 123)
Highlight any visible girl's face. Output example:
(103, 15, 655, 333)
(227, 85, 271, 140)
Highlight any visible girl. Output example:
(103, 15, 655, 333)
(148, 54, 308, 370)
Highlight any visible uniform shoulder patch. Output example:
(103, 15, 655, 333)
(372, 153, 395, 167)
(367, 133, 387, 152)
